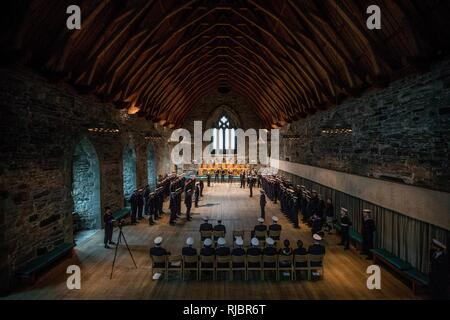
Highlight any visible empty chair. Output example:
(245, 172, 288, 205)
(182, 255, 199, 280)
(167, 255, 183, 280)
(308, 254, 324, 280)
(293, 254, 309, 281)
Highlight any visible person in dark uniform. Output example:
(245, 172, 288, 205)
(129, 189, 139, 224)
(213, 219, 226, 240)
(169, 191, 178, 226)
(214, 170, 219, 183)
(103, 207, 115, 249)
(247, 238, 262, 268)
(221, 170, 225, 183)
(148, 192, 156, 225)
(429, 239, 448, 299)
(242, 172, 246, 189)
(268, 216, 282, 240)
(249, 176, 254, 197)
(262, 237, 277, 268)
(206, 172, 211, 187)
(231, 237, 246, 269)
(199, 216, 213, 240)
(216, 237, 231, 268)
(324, 198, 335, 233)
(228, 172, 233, 184)
(293, 240, 308, 256)
(150, 236, 171, 268)
(184, 188, 193, 221)
(182, 237, 198, 268)
(339, 208, 352, 250)
(239, 172, 244, 188)
(143, 185, 151, 216)
(278, 239, 293, 268)
(252, 217, 268, 240)
(194, 182, 200, 207)
(259, 190, 266, 219)
(308, 234, 326, 267)
(310, 212, 323, 236)
(199, 180, 204, 197)
(137, 189, 144, 220)
(362, 209, 376, 259)
(200, 238, 215, 268)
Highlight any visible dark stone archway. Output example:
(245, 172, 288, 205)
(72, 137, 101, 230)
(147, 143, 157, 190)
(123, 144, 137, 201)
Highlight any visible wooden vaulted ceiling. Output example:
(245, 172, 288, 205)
(1, 0, 450, 128)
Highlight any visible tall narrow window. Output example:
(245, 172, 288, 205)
(214, 115, 236, 154)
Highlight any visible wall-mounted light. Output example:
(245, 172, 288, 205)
(127, 104, 140, 115)
(88, 127, 120, 134)
(320, 112, 352, 135)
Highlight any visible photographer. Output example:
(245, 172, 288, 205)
(103, 207, 115, 249)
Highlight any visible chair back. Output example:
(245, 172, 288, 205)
(263, 254, 278, 264)
(168, 255, 182, 268)
(246, 255, 261, 265)
(294, 254, 308, 263)
(200, 254, 215, 264)
(268, 229, 281, 238)
(151, 255, 167, 265)
(183, 255, 198, 265)
(213, 230, 225, 239)
(255, 230, 267, 239)
(200, 230, 213, 238)
(308, 254, 324, 264)
(278, 254, 293, 265)
(216, 255, 231, 264)
(232, 255, 245, 264)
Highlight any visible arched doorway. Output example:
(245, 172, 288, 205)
(147, 143, 157, 191)
(72, 137, 101, 230)
(123, 144, 137, 202)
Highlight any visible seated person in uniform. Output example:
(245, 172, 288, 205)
(199, 216, 213, 240)
(216, 237, 231, 267)
(182, 237, 197, 267)
(262, 237, 278, 267)
(293, 240, 308, 267)
(231, 237, 246, 268)
(310, 212, 323, 235)
(149, 236, 171, 268)
(200, 238, 215, 267)
(213, 219, 226, 240)
(247, 237, 262, 267)
(268, 216, 282, 240)
(308, 234, 326, 267)
(252, 217, 268, 240)
(278, 239, 293, 267)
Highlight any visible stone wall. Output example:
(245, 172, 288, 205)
(0, 66, 171, 293)
(280, 59, 450, 193)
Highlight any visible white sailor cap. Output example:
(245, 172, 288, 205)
(202, 216, 209, 221)
(266, 237, 275, 246)
(235, 237, 244, 246)
(217, 237, 226, 246)
(258, 217, 265, 223)
(186, 237, 194, 246)
(260, 190, 265, 193)
(251, 237, 259, 246)
(204, 238, 213, 246)
(432, 239, 446, 250)
(313, 234, 322, 241)
(340, 207, 348, 213)
(271, 216, 278, 222)
(154, 236, 163, 245)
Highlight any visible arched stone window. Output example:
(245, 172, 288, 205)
(147, 143, 156, 190)
(72, 137, 101, 230)
(213, 115, 237, 154)
(123, 144, 137, 201)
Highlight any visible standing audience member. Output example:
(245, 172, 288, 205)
(339, 208, 352, 250)
(362, 209, 376, 259)
(103, 207, 115, 249)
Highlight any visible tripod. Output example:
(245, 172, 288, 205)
(110, 221, 137, 279)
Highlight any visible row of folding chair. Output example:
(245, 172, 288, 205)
(150, 254, 324, 281)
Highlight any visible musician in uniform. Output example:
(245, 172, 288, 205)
(206, 172, 211, 187)
(129, 189, 139, 224)
(259, 190, 267, 219)
(184, 188, 193, 221)
(429, 239, 448, 299)
(103, 207, 115, 249)
(194, 182, 200, 207)
(339, 208, 352, 250)
(362, 209, 376, 259)
(249, 176, 254, 197)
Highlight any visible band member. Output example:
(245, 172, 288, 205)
(206, 172, 211, 187)
(339, 208, 352, 250)
(324, 198, 335, 233)
(362, 209, 376, 259)
(103, 207, 115, 249)
(194, 182, 200, 207)
(249, 176, 254, 197)
(429, 239, 448, 299)
(260, 190, 267, 219)
(184, 188, 193, 221)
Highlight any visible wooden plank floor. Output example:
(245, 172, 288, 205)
(3, 182, 422, 300)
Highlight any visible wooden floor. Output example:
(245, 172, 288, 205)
(4, 183, 423, 300)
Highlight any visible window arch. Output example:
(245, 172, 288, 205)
(213, 115, 236, 154)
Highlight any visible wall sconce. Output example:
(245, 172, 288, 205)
(321, 112, 352, 135)
(88, 127, 120, 134)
